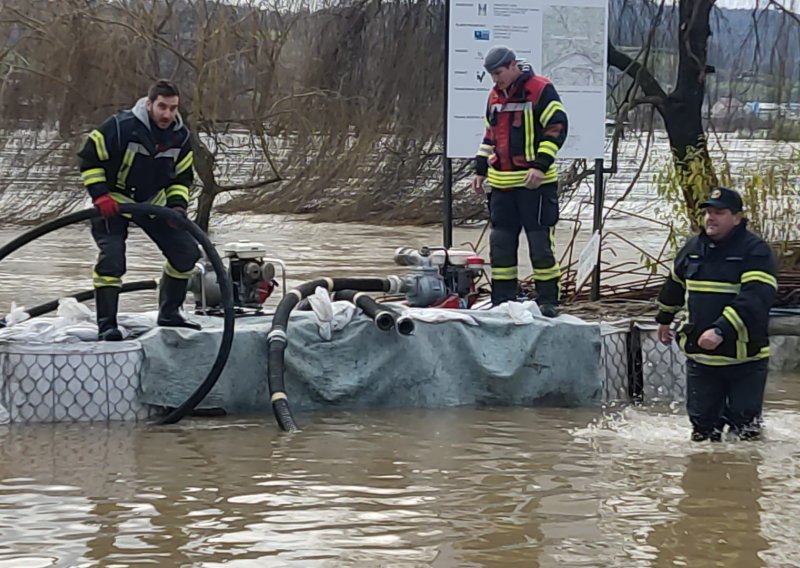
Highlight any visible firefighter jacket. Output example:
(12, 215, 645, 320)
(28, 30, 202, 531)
(655, 221, 778, 366)
(78, 97, 193, 209)
(474, 65, 568, 189)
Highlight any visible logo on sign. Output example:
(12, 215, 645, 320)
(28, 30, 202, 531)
(474, 29, 490, 40)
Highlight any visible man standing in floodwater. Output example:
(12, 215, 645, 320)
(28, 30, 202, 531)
(655, 187, 778, 441)
(471, 45, 568, 317)
(78, 80, 201, 340)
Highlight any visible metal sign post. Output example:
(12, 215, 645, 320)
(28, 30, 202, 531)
(442, 1, 453, 249)
(591, 157, 605, 301)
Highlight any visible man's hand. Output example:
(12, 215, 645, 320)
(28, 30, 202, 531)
(472, 175, 486, 195)
(93, 194, 119, 218)
(657, 324, 674, 345)
(698, 328, 723, 351)
(524, 168, 545, 189)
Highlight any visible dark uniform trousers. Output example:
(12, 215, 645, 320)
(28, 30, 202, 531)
(91, 214, 200, 281)
(91, 213, 200, 336)
(686, 358, 768, 438)
(489, 182, 560, 305)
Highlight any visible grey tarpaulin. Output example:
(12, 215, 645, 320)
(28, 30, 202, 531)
(137, 310, 604, 414)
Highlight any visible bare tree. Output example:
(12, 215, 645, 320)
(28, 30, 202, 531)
(606, 0, 800, 227)
(1, 0, 797, 231)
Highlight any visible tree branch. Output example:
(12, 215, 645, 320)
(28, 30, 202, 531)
(607, 40, 667, 106)
(215, 176, 282, 195)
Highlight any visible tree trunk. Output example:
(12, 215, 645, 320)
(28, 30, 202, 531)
(663, 0, 717, 226)
(194, 183, 217, 234)
(189, 129, 219, 233)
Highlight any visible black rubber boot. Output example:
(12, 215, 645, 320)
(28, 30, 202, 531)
(540, 304, 561, 318)
(536, 279, 560, 317)
(95, 287, 123, 341)
(491, 278, 518, 306)
(691, 429, 722, 442)
(157, 274, 201, 330)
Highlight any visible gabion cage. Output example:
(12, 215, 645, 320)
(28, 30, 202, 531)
(599, 320, 688, 405)
(600, 323, 631, 403)
(637, 322, 687, 402)
(0, 342, 152, 424)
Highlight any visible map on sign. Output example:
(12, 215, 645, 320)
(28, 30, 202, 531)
(446, 0, 608, 160)
(541, 6, 606, 87)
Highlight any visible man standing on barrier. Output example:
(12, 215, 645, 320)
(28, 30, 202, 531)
(655, 187, 778, 441)
(471, 45, 568, 317)
(78, 79, 201, 341)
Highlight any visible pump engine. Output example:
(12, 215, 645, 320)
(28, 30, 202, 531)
(188, 241, 282, 313)
(394, 246, 486, 308)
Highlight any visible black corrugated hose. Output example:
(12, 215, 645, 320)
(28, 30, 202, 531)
(0, 204, 235, 425)
(267, 276, 408, 432)
(333, 290, 396, 331)
(332, 290, 416, 336)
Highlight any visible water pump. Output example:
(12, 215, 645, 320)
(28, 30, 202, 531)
(188, 241, 284, 313)
(394, 246, 486, 308)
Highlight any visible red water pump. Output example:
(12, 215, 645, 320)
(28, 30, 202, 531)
(394, 246, 487, 308)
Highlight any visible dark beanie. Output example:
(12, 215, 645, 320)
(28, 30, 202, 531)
(483, 46, 516, 72)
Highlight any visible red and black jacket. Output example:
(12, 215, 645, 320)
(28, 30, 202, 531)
(475, 66, 568, 189)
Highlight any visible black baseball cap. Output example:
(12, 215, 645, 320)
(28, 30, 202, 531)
(699, 186, 743, 213)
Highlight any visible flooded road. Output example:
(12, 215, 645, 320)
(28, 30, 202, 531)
(0, 372, 799, 567)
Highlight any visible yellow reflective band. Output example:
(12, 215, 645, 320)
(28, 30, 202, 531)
(723, 306, 749, 343)
(540, 101, 565, 126)
(477, 143, 493, 158)
(487, 168, 528, 188)
(108, 191, 167, 217)
(538, 140, 558, 158)
(92, 272, 121, 288)
(166, 184, 190, 202)
(524, 106, 536, 162)
(109, 192, 135, 204)
(657, 301, 682, 313)
(670, 267, 685, 286)
(487, 167, 558, 189)
(89, 130, 109, 161)
(108, 192, 136, 219)
(81, 168, 106, 185)
(532, 264, 561, 282)
(686, 346, 769, 366)
(150, 189, 168, 207)
(686, 279, 741, 294)
(741, 270, 778, 289)
(489, 169, 529, 178)
(723, 305, 749, 360)
(175, 151, 194, 175)
(492, 266, 518, 281)
(164, 262, 193, 280)
(116, 148, 137, 190)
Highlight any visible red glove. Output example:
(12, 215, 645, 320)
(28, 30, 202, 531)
(93, 194, 119, 218)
